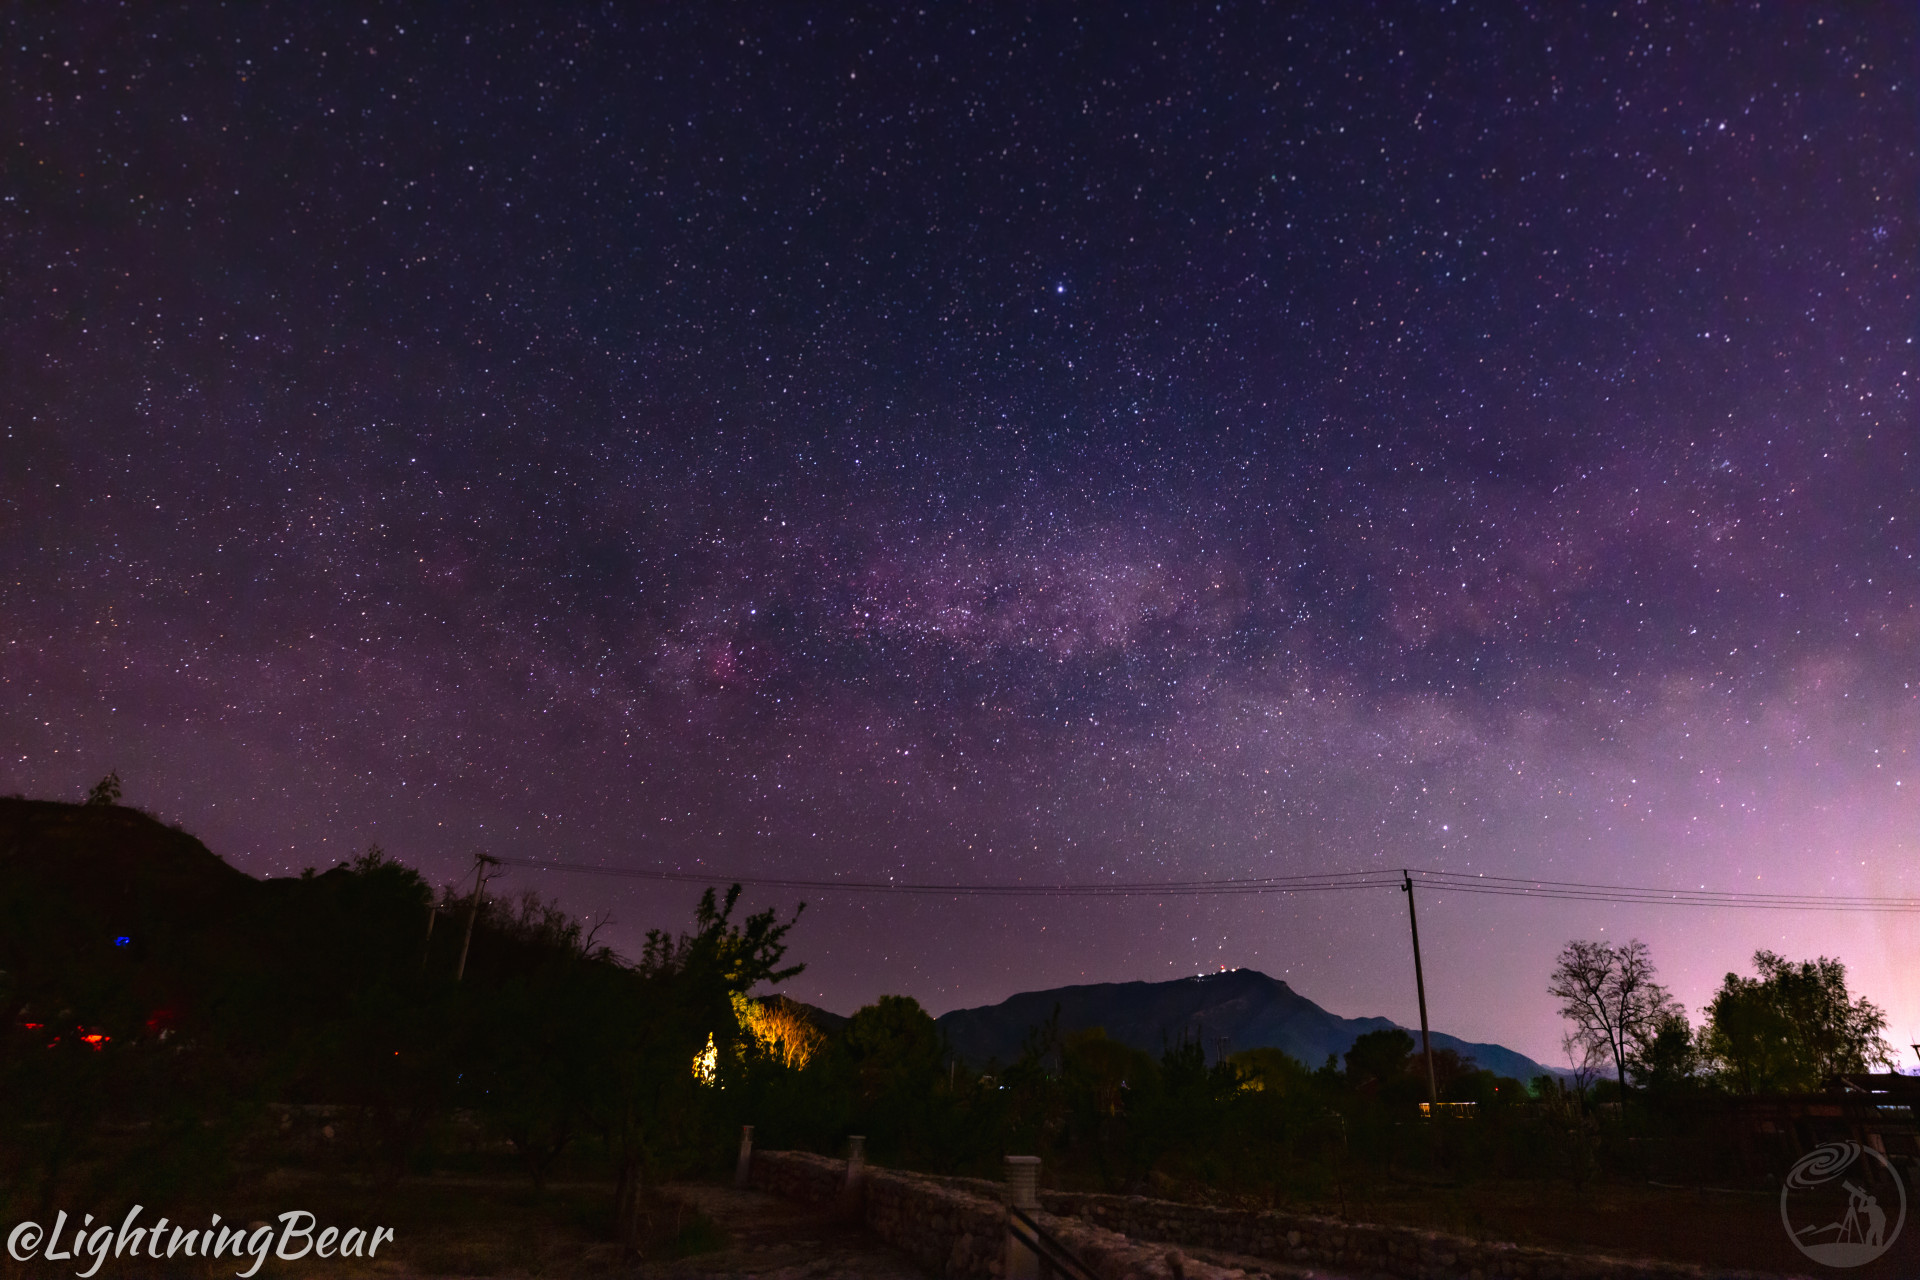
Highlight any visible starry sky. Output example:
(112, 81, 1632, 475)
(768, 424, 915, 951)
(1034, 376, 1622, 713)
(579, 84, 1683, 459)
(4, 4, 1915, 1065)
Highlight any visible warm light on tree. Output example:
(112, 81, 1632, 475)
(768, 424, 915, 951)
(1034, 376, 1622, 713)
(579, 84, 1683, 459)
(692, 1031, 719, 1087)
(738, 996, 825, 1070)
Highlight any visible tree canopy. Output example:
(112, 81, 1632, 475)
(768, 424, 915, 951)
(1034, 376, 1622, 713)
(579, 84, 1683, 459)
(1699, 950, 1893, 1093)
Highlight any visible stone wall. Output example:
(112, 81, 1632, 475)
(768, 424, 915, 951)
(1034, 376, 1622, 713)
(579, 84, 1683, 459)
(745, 1147, 845, 1206)
(863, 1161, 1008, 1279)
(748, 1151, 1785, 1280)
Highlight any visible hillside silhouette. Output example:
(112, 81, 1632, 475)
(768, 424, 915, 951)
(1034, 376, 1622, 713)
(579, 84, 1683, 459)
(935, 968, 1554, 1081)
(0, 797, 256, 1000)
(0, 795, 802, 1252)
(0, 797, 1550, 1084)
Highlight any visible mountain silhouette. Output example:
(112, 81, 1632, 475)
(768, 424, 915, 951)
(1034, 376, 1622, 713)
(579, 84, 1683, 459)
(933, 968, 1555, 1081)
(2, 799, 1555, 1084)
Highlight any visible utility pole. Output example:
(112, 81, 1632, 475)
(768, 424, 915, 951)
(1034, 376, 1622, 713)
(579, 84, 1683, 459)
(454, 853, 500, 982)
(1401, 870, 1439, 1113)
(421, 902, 439, 969)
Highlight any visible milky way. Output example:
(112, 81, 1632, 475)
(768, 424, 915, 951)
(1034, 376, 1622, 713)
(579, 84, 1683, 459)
(4, 5, 1915, 1061)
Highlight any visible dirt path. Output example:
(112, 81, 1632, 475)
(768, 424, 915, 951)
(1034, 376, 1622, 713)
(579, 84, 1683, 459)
(116, 1171, 942, 1280)
(644, 1186, 1362, 1280)
(201, 1171, 1356, 1280)
(641, 1184, 935, 1280)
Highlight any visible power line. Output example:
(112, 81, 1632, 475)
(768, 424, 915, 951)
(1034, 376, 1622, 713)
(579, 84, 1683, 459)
(1416, 870, 1920, 910)
(490, 857, 1920, 913)
(491, 858, 1401, 896)
(1412, 882, 1920, 913)
(1418, 868, 1920, 900)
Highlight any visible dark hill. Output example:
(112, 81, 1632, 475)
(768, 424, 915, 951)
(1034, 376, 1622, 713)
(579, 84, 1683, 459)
(0, 797, 263, 1024)
(933, 968, 1554, 1082)
(0, 798, 453, 1048)
(0, 796, 255, 916)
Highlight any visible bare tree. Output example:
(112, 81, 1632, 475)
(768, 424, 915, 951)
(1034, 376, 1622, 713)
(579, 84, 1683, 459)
(1548, 938, 1678, 1097)
(1561, 1031, 1603, 1108)
(1552, 1032, 1604, 1188)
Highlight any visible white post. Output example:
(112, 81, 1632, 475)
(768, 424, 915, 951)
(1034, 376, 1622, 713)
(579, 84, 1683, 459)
(845, 1134, 866, 1188)
(839, 1135, 868, 1219)
(1004, 1154, 1039, 1209)
(1004, 1155, 1041, 1280)
(735, 1124, 754, 1188)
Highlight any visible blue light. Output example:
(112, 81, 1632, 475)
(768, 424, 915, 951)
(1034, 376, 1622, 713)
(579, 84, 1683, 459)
(114, 936, 131, 948)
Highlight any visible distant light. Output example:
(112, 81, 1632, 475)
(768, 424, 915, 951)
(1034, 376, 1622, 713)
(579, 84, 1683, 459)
(114, 936, 131, 948)
(1055, 283, 1066, 294)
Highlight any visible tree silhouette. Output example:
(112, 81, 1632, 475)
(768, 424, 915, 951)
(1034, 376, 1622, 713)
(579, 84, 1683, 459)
(590, 885, 803, 1254)
(1548, 938, 1679, 1098)
(1700, 951, 1892, 1092)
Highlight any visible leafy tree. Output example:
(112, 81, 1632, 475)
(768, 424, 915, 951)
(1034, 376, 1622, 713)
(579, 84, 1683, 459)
(1632, 1009, 1701, 1093)
(465, 909, 614, 1188)
(833, 995, 950, 1159)
(1344, 1028, 1414, 1089)
(1548, 938, 1678, 1097)
(588, 886, 802, 1253)
(1699, 951, 1892, 1093)
(1043, 1028, 1151, 1181)
(843, 995, 945, 1103)
(1060, 1028, 1156, 1140)
(1158, 1036, 1240, 1104)
(1229, 1047, 1310, 1098)
(740, 995, 827, 1070)
(1426, 1047, 1485, 1101)
(1137, 1037, 1244, 1180)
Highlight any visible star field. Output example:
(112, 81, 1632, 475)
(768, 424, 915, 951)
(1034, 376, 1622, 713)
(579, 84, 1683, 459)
(3, 4, 1915, 1061)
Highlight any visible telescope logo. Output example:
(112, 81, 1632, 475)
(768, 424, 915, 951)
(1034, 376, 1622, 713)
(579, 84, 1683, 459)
(1780, 1141, 1905, 1267)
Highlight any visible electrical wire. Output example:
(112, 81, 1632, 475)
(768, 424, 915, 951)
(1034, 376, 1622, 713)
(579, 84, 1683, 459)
(492, 858, 1402, 896)
(489, 857, 1920, 912)
(1413, 869, 1920, 910)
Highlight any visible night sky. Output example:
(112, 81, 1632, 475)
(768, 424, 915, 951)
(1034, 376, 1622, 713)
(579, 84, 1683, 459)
(5, 5, 1915, 1065)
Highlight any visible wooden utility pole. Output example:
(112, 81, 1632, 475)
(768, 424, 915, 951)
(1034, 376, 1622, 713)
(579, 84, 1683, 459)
(454, 853, 499, 982)
(1401, 871, 1439, 1113)
(421, 902, 439, 969)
